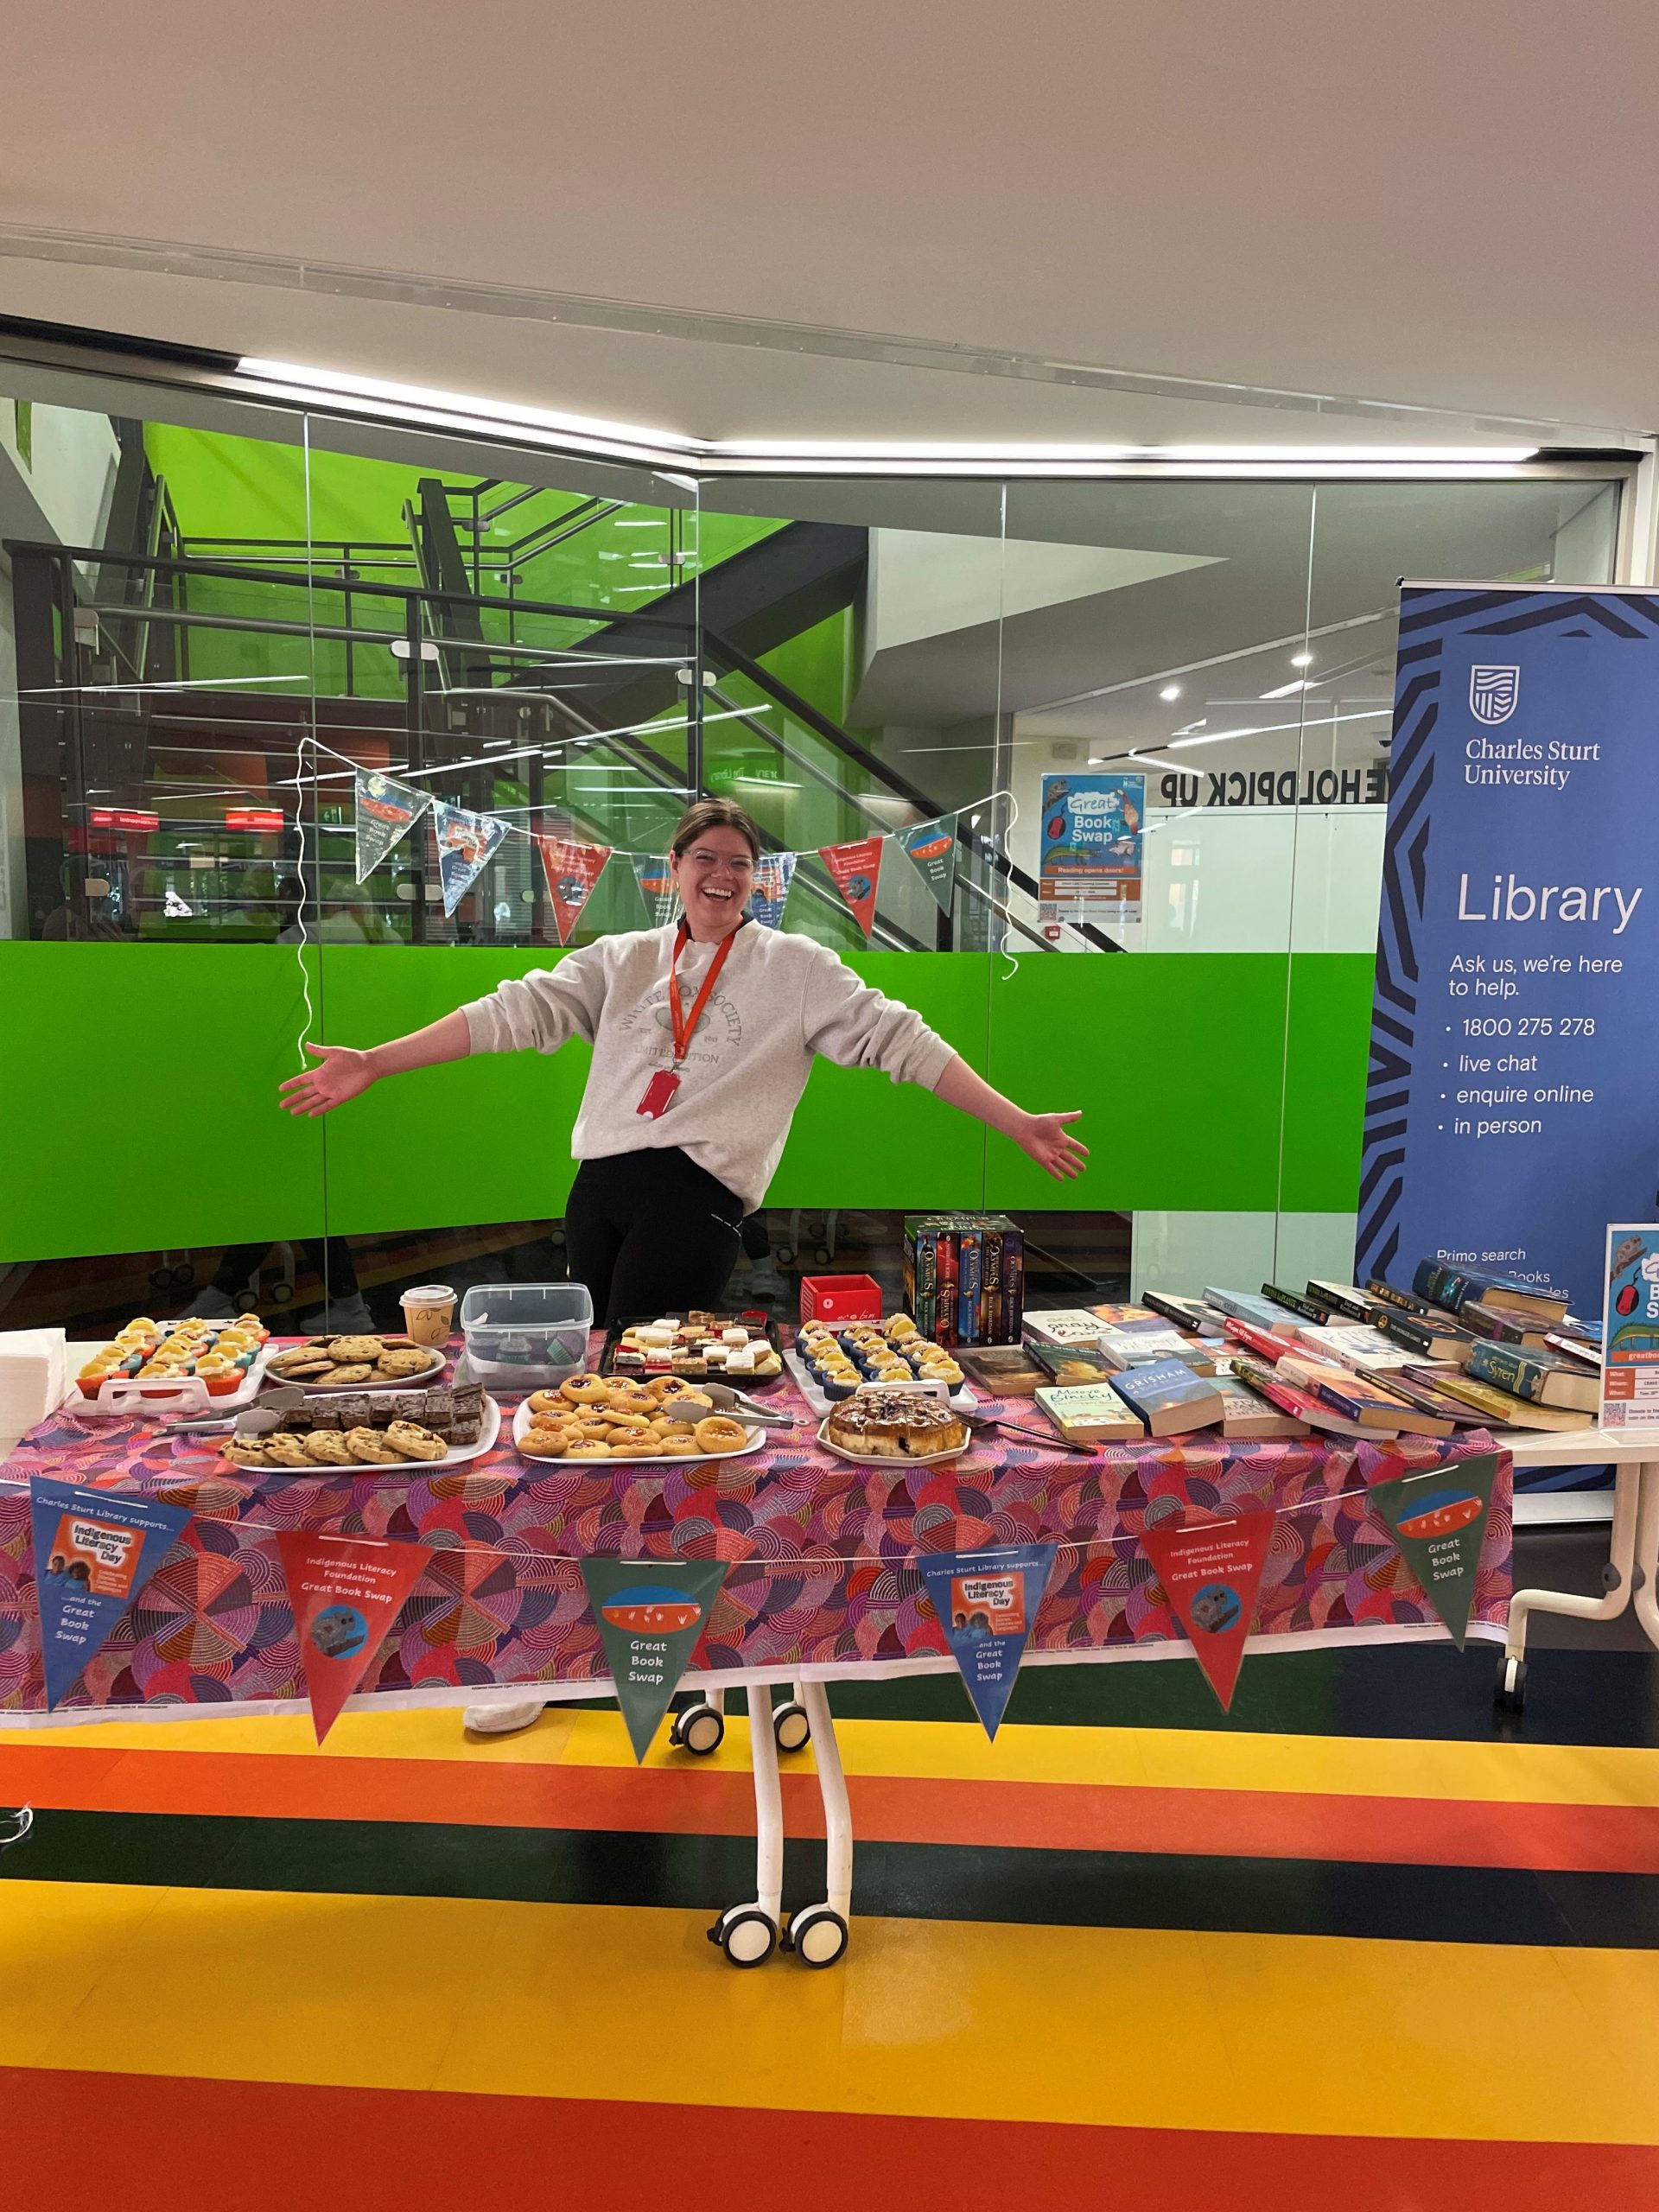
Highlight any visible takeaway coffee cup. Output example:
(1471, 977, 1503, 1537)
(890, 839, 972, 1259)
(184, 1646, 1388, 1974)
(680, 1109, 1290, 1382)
(400, 1285, 457, 1347)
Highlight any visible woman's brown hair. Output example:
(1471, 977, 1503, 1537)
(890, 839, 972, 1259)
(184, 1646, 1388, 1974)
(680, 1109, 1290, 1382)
(670, 798, 761, 861)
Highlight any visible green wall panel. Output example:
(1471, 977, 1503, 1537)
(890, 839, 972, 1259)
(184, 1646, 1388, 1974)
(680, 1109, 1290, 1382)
(1280, 951, 1375, 1213)
(0, 944, 324, 1262)
(1, 944, 1375, 1260)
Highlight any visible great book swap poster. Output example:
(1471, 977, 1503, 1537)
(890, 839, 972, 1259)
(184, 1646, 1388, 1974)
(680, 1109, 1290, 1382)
(1039, 772, 1142, 936)
(1357, 588, 1659, 1308)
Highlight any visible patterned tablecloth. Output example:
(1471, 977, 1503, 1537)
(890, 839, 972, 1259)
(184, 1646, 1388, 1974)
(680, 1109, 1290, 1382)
(0, 1338, 1511, 1719)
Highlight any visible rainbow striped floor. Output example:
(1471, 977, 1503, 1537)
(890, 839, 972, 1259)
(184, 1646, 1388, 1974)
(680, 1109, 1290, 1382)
(3, 1644, 1658, 2209)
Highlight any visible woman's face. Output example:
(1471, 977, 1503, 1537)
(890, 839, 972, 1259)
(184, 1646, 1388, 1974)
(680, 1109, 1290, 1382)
(671, 826, 755, 939)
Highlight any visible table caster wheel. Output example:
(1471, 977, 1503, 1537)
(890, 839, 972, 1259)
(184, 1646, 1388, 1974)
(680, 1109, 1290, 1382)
(1495, 1655, 1527, 1712)
(708, 1906, 777, 1967)
(670, 1703, 725, 1756)
(785, 1904, 849, 1968)
(772, 1701, 810, 1755)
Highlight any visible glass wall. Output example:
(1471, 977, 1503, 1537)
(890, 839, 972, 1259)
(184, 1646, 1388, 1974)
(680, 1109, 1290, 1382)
(0, 362, 1626, 1357)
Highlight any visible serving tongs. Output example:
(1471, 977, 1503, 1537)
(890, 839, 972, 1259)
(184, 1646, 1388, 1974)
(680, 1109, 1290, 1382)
(161, 1383, 308, 1438)
(696, 1381, 798, 1430)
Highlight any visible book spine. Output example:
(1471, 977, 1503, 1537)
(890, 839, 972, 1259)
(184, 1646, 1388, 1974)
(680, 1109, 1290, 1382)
(935, 1233, 960, 1349)
(1466, 1341, 1541, 1401)
(914, 1227, 938, 1342)
(902, 1224, 917, 1324)
(982, 1230, 1003, 1346)
(1365, 1278, 1428, 1317)
(1262, 1282, 1326, 1323)
(957, 1231, 982, 1349)
(1002, 1230, 1024, 1343)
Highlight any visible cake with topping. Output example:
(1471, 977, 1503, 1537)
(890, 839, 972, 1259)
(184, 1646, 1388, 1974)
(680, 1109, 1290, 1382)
(824, 1386, 969, 1459)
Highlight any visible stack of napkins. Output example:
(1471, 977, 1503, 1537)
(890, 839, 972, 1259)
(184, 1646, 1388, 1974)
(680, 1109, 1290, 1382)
(0, 1328, 68, 1441)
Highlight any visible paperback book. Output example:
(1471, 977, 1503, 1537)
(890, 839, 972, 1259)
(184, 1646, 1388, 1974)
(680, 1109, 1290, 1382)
(1289, 1322, 1412, 1370)
(1355, 1363, 1490, 1427)
(1273, 1355, 1449, 1436)
(1097, 1325, 1217, 1376)
(1033, 1381, 1141, 1444)
(1230, 1356, 1371, 1440)
(1110, 1358, 1226, 1439)
(1381, 1309, 1478, 1362)
(1306, 1281, 1390, 1325)
(1423, 1368, 1593, 1433)
(1215, 1380, 1310, 1440)
(1465, 1340, 1599, 1414)
(1141, 1293, 1213, 1330)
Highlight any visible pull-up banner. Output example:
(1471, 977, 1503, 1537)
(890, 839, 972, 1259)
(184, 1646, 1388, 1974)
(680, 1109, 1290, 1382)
(1357, 587, 1659, 1306)
(30, 1479, 192, 1710)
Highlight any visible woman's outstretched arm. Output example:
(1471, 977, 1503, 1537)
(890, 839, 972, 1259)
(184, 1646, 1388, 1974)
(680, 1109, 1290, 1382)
(931, 1055, 1088, 1180)
(277, 1009, 473, 1117)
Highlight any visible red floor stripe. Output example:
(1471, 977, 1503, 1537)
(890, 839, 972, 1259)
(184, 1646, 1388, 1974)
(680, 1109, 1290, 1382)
(4, 2066, 1656, 2212)
(3, 1740, 1656, 1872)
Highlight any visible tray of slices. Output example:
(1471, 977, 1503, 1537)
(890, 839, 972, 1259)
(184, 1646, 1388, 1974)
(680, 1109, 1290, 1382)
(599, 1311, 786, 1390)
(265, 1332, 448, 1392)
(217, 1380, 498, 1471)
(815, 1381, 973, 1468)
(71, 1313, 277, 1417)
(513, 1373, 766, 1464)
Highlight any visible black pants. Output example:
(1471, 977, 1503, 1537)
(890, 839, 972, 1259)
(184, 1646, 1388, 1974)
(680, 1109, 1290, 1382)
(566, 1148, 745, 1326)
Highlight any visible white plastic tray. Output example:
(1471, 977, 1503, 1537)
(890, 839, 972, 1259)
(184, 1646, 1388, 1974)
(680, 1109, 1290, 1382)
(785, 1347, 977, 1417)
(512, 1395, 766, 1466)
(67, 1340, 278, 1419)
(222, 1392, 500, 1472)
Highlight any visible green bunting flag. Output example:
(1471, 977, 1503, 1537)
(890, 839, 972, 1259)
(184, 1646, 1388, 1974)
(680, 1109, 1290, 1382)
(580, 1557, 730, 1761)
(1367, 1452, 1498, 1650)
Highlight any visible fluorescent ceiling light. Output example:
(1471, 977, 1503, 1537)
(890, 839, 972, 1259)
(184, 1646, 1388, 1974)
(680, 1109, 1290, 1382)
(1159, 684, 1182, 701)
(1259, 679, 1311, 699)
(1290, 652, 1314, 668)
(236, 358, 1542, 479)
(1168, 707, 1390, 748)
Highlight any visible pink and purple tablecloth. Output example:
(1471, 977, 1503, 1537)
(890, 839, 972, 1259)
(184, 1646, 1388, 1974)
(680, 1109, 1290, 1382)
(0, 1337, 1511, 1718)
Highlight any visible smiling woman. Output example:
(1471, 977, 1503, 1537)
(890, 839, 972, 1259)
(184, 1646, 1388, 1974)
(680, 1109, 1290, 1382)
(279, 796, 1087, 1328)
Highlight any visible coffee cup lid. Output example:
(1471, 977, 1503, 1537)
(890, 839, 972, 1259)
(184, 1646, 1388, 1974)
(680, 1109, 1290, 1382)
(401, 1285, 456, 1303)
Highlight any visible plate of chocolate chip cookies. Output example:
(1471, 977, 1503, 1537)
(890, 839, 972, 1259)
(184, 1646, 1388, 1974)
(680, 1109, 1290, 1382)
(265, 1333, 448, 1391)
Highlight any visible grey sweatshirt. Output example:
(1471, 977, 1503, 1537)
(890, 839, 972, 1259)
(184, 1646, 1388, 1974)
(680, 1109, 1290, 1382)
(462, 923, 957, 1211)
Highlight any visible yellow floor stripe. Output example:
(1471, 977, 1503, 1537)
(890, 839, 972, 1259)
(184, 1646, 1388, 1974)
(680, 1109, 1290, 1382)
(6, 1707, 1659, 1811)
(2, 1878, 1656, 2143)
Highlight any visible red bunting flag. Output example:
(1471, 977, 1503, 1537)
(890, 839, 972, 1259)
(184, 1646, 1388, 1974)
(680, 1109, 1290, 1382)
(277, 1533, 432, 1743)
(818, 835, 885, 940)
(535, 835, 613, 945)
(1139, 1510, 1274, 1713)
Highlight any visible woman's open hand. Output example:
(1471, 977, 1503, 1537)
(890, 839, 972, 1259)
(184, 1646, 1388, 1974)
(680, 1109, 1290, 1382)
(1014, 1109, 1088, 1180)
(279, 1043, 378, 1118)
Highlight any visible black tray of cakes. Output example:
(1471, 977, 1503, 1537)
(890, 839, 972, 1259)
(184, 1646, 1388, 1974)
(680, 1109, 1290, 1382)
(600, 1312, 786, 1390)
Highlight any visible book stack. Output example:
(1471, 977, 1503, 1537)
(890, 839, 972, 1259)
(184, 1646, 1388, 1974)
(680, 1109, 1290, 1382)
(904, 1214, 1026, 1349)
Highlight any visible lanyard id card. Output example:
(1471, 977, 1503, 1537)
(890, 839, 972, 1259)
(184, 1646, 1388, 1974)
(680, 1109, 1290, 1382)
(634, 922, 739, 1119)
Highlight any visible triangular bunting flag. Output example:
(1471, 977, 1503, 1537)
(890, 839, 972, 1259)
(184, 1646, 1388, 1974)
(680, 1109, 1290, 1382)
(353, 769, 431, 882)
(580, 1557, 730, 1761)
(277, 1533, 433, 1743)
(536, 835, 613, 945)
(749, 850, 798, 930)
(818, 835, 885, 940)
(1367, 1452, 1498, 1650)
(431, 803, 509, 918)
(630, 852, 680, 929)
(916, 1542, 1056, 1739)
(30, 1478, 193, 1710)
(1140, 1510, 1275, 1713)
(897, 813, 959, 915)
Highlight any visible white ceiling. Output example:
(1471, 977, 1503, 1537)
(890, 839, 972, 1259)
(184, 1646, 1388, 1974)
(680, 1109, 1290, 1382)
(0, 0, 1655, 448)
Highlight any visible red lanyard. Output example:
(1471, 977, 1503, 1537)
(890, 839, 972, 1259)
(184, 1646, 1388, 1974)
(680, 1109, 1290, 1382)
(667, 921, 739, 1065)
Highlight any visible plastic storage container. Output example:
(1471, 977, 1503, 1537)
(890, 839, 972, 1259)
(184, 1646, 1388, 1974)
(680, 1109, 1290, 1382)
(459, 1283, 594, 1389)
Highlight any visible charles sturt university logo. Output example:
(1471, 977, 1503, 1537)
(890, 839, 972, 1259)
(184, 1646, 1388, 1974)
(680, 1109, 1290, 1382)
(1469, 664, 1520, 726)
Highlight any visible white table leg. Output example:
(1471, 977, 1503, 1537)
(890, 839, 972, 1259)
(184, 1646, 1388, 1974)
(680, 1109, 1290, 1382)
(1629, 1464, 1659, 1655)
(785, 1680, 852, 1967)
(705, 1686, 785, 1967)
(1499, 1460, 1643, 1706)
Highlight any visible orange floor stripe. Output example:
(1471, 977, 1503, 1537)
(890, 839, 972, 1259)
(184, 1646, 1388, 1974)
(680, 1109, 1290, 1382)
(6, 2066, 1657, 2211)
(4, 1739, 1657, 1872)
